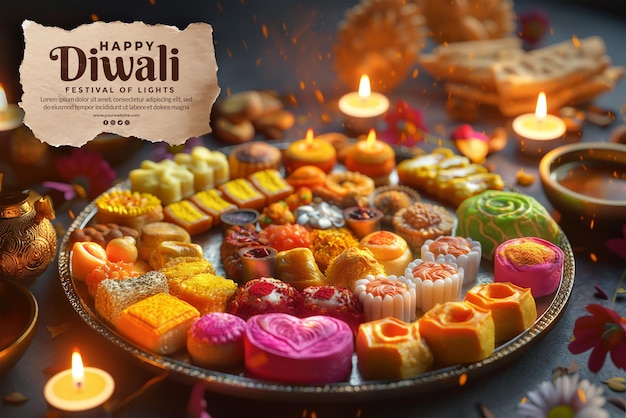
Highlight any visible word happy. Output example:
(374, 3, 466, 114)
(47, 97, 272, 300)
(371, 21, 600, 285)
(49, 41, 179, 82)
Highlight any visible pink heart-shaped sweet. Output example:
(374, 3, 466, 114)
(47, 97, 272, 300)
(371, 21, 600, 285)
(244, 313, 354, 384)
(246, 313, 351, 355)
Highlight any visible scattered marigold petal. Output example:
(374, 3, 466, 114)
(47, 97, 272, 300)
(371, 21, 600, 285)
(47, 322, 71, 339)
(516, 168, 535, 186)
(605, 376, 626, 392)
(459, 373, 467, 386)
(3, 391, 28, 405)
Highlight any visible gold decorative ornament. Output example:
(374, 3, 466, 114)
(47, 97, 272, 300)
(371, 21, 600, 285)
(0, 188, 57, 286)
(334, 0, 428, 93)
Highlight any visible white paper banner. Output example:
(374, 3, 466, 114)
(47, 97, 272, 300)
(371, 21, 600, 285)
(20, 20, 220, 147)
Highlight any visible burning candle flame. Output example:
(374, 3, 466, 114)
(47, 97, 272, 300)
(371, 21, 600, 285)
(358, 75, 371, 99)
(304, 128, 314, 145)
(72, 350, 85, 389)
(0, 84, 8, 111)
(365, 129, 376, 148)
(535, 92, 547, 122)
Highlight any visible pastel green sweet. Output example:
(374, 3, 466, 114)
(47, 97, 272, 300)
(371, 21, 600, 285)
(455, 190, 560, 261)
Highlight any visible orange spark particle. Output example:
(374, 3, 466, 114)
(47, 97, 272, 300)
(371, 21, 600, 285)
(459, 373, 468, 386)
(590, 253, 598, 262)
(572, 35, 581, 48)
(314, 88, 324, 104)
(91, 14, 99, 22)
(262, 24, 268, 39)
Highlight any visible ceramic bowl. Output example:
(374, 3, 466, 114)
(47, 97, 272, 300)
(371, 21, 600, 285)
(539, 142, 626, 225)
(0, 279, 39, 375)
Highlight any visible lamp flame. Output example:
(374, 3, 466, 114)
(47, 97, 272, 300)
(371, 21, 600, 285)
(535, 92, 548, 122)
(71, 350, 85, 389)
(304, 128, 314, 145)
(365, 129, 376, 148)
(0, 84, 8, 111)
(358, 75, 371, 99)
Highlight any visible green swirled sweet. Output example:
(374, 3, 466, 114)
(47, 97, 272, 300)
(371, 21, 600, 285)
(456, 190, 560, 261)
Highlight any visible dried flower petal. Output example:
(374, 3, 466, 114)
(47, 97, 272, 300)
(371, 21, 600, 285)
(605, 376, 626, 392)
(105, 372, 169, 415)
(594, 285, 609, 300)
(608, 396, 626, 411)
(475, 403, 496, 418)
(567, 360, 580, 374)
(47, 322, 71, 339)
(3, 391, 28, 405)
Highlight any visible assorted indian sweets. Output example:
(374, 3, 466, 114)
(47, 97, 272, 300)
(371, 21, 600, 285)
(68, 141, 565, 384)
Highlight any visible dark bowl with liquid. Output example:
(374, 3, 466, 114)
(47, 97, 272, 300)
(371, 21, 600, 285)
(539, 142, 626, 227)
(0, 279, 39, 375)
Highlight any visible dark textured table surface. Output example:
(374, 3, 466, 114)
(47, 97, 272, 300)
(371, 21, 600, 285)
(0, 1, 625, 417)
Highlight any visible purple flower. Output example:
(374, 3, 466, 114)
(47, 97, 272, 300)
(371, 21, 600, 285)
(53, 148, 116, 199)
(518, 9, 550, 49)
(153, 136, 204, 161)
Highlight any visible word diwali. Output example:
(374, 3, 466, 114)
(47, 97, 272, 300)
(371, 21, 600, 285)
(49, 42, 179, 82)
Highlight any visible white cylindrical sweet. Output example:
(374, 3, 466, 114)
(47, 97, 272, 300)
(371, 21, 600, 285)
(354, 274, 416, 322)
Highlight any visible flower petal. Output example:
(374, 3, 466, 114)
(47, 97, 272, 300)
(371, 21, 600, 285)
(588, 345, 610, 373)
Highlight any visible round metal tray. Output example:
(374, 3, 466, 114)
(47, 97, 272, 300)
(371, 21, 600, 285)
(58, 179, 575, 401)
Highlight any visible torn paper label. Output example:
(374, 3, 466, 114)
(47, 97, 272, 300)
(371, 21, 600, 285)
(19, 20, 220, 147)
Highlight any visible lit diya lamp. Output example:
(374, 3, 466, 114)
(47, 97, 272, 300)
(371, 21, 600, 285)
(512, 92, 568, 156)
(338, 75, 390, 134)
(0, 83, 24, 131)
(44, 349, 115, 412)
(284, 128, 337, 174)
(345, 129, 396, 185)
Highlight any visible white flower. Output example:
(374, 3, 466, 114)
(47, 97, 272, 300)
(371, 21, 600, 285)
(518, 374, 608, 418)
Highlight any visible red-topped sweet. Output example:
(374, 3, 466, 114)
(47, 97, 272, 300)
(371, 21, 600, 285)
(227, 277, 302, 320)
(299, 285, 365, 335)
